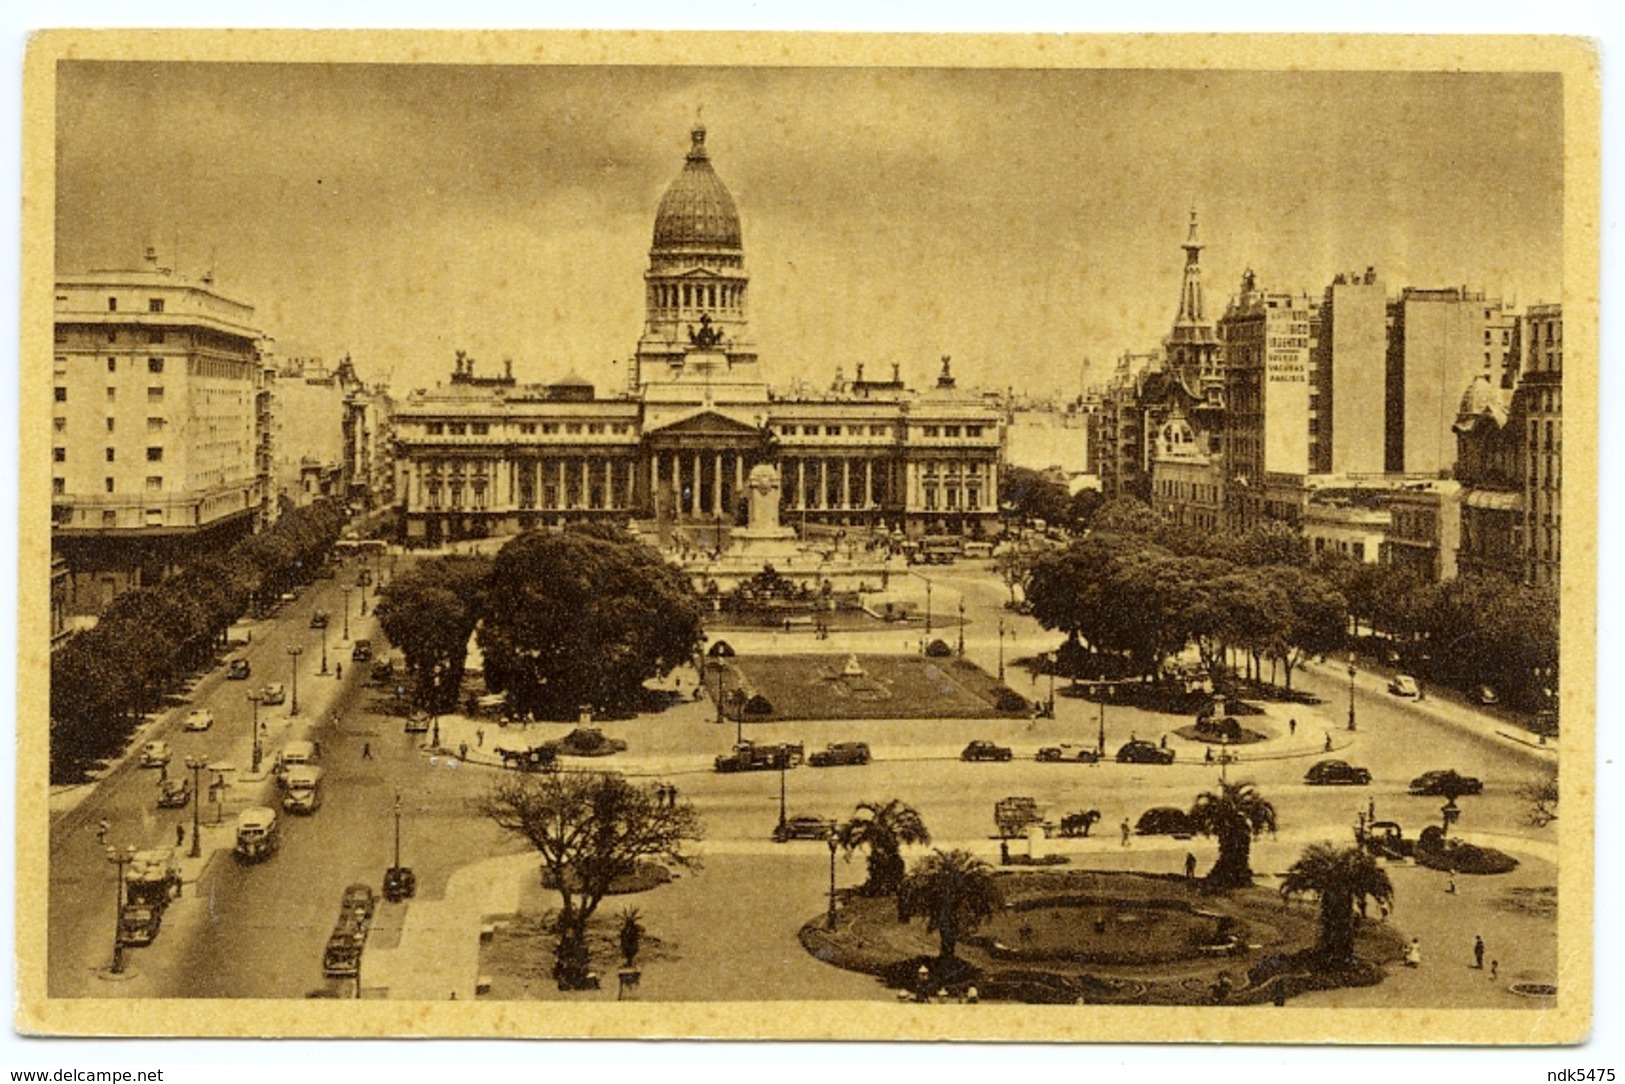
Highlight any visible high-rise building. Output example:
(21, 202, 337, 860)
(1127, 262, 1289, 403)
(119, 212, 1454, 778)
(1218, 270, 1319, 530)
(1312, 267, 1388, 476)
(1520, 303, 1562, 587)
(52, 251, 266, 613)
(1385, 287, 1503, 475)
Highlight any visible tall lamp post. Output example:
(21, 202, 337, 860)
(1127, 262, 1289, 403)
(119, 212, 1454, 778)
(1347, 656, 1358, 731)
(924, 578, 933, 638)
(1096, 684, 1108, 757)
(360, 578, 369, 616)
(778, 759, 788, 830)
(1047, 651, 1057, 716)
(247, 692, 263, 774)
(997, 619, 1006, 682)
(825, 823, 840, 931)
(956, 597, 965, 657)
(287, 645, 303, 716)
(319, 623, 329, 676)
(105, 843, 136, 975)
(341, 587, 352, 641)
(184, 755, 207, 857)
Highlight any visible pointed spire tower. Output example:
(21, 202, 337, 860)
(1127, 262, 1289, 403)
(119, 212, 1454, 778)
(1164, 207, 1221, 397)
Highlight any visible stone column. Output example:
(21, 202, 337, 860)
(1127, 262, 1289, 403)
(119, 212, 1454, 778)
(650, 452, 660, 512)
(865, 459, 875, 509)
(735, 453, 745, 506)
(714, 451, 725, 516)
(692, 452, 702, 517)
(797, 458, 806, 510)
(557, 459, 568, 509)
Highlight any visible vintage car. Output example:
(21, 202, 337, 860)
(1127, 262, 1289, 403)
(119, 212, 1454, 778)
(808, 741, 871, 768)
(1036, 744, 1101, 764)
(1304, 759, 1373, 786)
(1388, 674, 1421, 698)
(260, 682, 287, 706)
(771, 815, 834, 843)
(156, 777, 192, 809)
(183, 709, 215, 732)
(1408, 769, 1484, 797)
(226, 658, 252, 680)
(961, 740, 1013, 763)
(139, 741, 172, 768)
(1115, 739, 1175, 765)
(1135, 807, 1195, 838)
(309, 610, 330, 629)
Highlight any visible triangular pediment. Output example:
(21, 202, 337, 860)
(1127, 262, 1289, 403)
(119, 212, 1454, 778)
(645, 409, 765, 439)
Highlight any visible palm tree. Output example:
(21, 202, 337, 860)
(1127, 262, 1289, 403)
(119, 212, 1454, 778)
(1278, 842, 1394, 965)
(838, 799, 931, 896)
(1187, 780, 1278, 888)
(896, 849, 1005, 961)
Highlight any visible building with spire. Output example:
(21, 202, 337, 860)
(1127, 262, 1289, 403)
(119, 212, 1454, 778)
(390, 124, 1003, 546)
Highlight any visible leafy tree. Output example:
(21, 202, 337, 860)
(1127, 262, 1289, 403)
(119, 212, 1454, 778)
(1188, 780, 1277, 888)
(896, 848, 1005, 961)
(999, 466, 1071, 527)
(474, 773, 701, 988)
(1278, 843, 1394, 966)
(994, 548, 1032, 605)
(838, 799, 932, 896)
(375, 556, 492, 713)
(1067, 488, 1104, 530)
(1262, 566, 1349, 689)
(478, 531, 705, 719)
(1089, 496, 1163, 540)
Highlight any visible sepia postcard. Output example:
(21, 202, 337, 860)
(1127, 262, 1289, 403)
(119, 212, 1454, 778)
(15, 29, 1598, 1043)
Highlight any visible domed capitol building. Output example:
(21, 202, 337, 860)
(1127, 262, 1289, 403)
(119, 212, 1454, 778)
(391, 125, 1004, 546)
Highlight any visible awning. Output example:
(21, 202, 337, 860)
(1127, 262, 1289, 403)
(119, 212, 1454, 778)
(1463, 489, 1521, 511)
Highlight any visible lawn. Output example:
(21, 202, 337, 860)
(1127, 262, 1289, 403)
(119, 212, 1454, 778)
(708, 653, 1029, 722)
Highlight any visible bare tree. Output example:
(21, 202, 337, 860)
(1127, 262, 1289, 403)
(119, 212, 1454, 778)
(473, 772, 702, 988)
(1518, 768, 1559, 827)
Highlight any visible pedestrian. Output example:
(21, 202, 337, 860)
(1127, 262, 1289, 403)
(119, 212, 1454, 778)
(459, 742, 469, 761)
(1120, 819, 1131, 847)
(335, 662, 343, 680)
(1160, 734, 1168, 749)
(1324, 732, 1333, 752)
(1000, 840, 1010, 866)
(1184, 852, 1197, 881)
(1446, 877, 1457, 895)
(1490, 960, 1499, 980)
(362, 742, 373, 760)
(1205, 747, 1215, 764)
(668, 783, 679, 806)
(1368, 797, 1376, 823)
(96, 819, 108, 844)
(1289, 718, 1297, 736)
(476, 728, 485, 748)
(1473, 935, 1485, 969)
(176, 822, 185, 848)
(1405, 938, 1422, 968)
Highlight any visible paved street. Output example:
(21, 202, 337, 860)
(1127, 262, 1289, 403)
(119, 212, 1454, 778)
(48, 549, 1562, 1005)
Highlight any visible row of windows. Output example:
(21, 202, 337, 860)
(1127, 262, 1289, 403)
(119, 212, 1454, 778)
(920, 487, 982, 512)
(649, 282, 743, 310)
(53, 446, 165, 463)
(421, 420, 635, 436)
(104, 297, 166, 314)
(51, 475, 165, 495)
(55, 385, 169, 403)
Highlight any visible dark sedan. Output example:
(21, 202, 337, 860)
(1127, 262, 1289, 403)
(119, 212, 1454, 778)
(1408, 769, 1484, 796)
(1305, 759, 1373, 786)
(961, 741, 1013, 762)
(1116, 739, 1175, 765)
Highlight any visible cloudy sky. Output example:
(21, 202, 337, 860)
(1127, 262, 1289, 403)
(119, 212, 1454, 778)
(56, 63, 1564, 397)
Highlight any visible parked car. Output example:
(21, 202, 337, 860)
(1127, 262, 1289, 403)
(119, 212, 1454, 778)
(1388, 674, 1421, 698)
(183, 709, 215, 732)
(1472, 684, 1500, 705)
(309, 610, 330, 629)
(1036, 744, 1101, 764)
(1115, 739, 1175, 765)
(156, 777, 192, 808)
(1135, 807, 1195, 837)
(809, 741, 871, 767)
(1408, 769, 1483, 796)
(351, 639, 374, 663)
(772, 815, 834, 843)
(371, 656, 396, 682)
(226, 658, 252, 680)
(961, 740, 1013, 763)
(1304, 759, 1372, 786)
(404, 711, 432, 735)
(260, 682, 286, 706)
(139, 741, 172, 768)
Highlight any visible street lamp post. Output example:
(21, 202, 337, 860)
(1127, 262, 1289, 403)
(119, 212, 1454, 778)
(360, 579, 369, 616)
(925, 578, 933, 638)
(105, 843, 136, 975)
(341, 587, 352, 641)
(1096, 685, 1107, 757)
(287, 645, 304, 716)
(956, 598, 965, 656)
(1047, 652, 1056, 717)
(393, 789, 403, 871)
(997, 619, 1006, 683)
(1347, 657, 1358, 732)
(825, 824, 840, 931)
(778, 760, 788, 830)
(185, 755, 207, 858)
(319, 624, 329, 676)
(247, 692, 263, 774)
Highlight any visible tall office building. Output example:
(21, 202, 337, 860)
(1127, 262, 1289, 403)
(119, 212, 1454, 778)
(1312, 267, 1388, 476)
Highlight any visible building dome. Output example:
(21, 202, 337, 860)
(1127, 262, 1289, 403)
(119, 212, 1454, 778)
(1455, 374, 1509, 430)
(652, 125, 742, 250)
